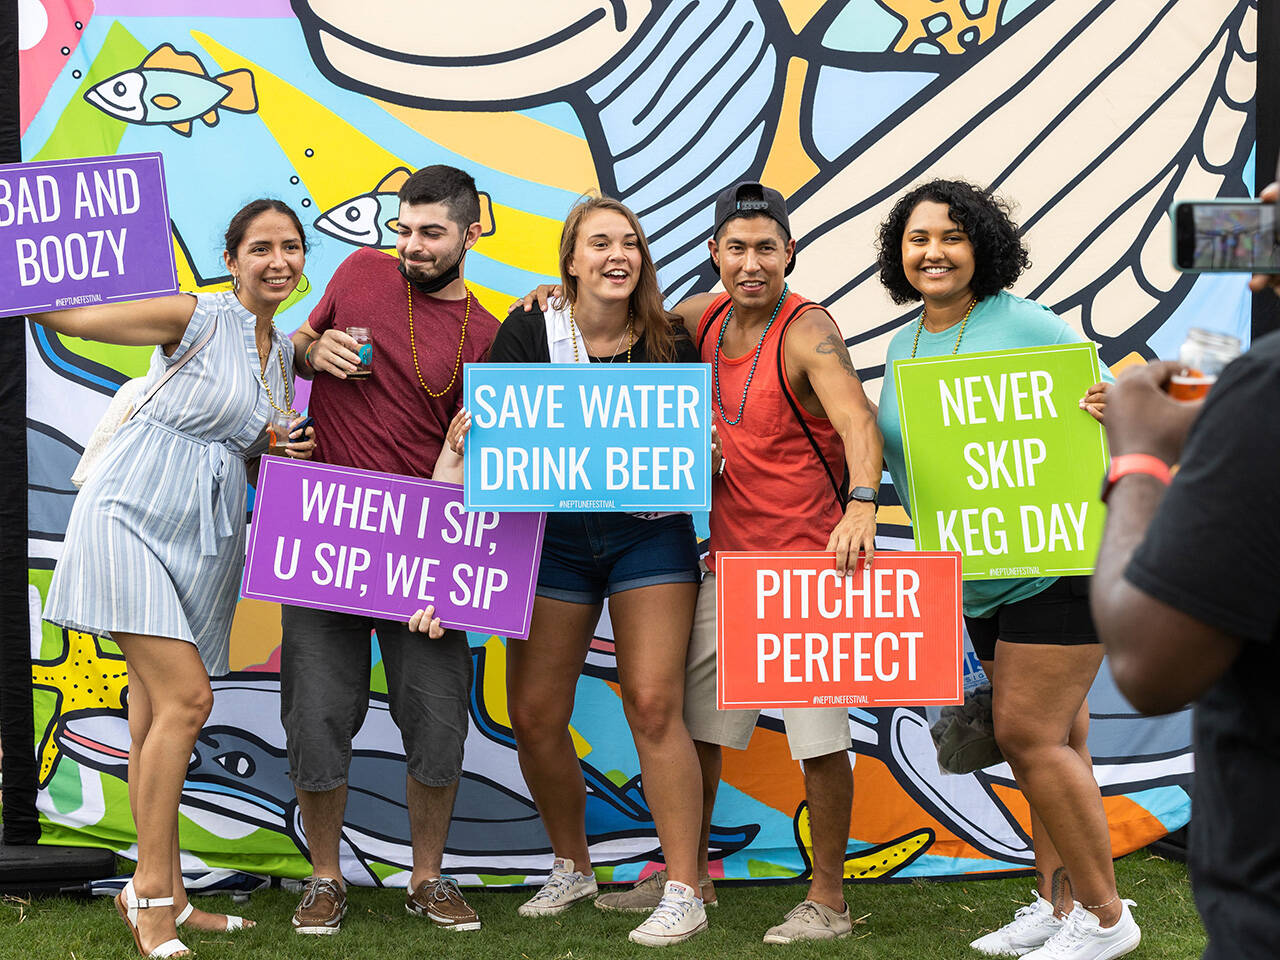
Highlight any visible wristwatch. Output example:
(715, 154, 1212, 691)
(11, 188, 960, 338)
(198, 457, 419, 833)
(850, 485, 878, 507)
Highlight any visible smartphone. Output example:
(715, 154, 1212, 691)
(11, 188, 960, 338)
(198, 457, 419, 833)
(1172, 198, 1280, 273)
(289, 415, 314, 438)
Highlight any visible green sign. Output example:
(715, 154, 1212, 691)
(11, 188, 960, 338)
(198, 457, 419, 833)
(895, 343, 1108, 580)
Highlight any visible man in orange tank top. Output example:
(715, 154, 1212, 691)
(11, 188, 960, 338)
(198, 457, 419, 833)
(596, 183, 885, 942)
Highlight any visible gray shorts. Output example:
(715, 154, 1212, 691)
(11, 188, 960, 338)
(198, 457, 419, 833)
(684, 572, 853, 761)
(280, 605, 473, 790)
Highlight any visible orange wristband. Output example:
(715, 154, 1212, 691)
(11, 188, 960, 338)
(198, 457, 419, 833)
(1100, 454, 1173, 504)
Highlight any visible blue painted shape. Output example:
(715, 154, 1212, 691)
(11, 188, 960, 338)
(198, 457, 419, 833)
(464, 363, 711, 512)
(1121, 786, 1192, 833)
(1147, 273, 1252, 359)
(810, 67, 936, 161)
(822, 1, 905, 52)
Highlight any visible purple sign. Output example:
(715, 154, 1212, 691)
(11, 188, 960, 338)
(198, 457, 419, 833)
(0, 152, 178, 315)
(243, 459, 546, 638)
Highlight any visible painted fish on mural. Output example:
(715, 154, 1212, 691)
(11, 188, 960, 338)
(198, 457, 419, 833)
(313, 168, 498, 249)
(84, 43, 258, 136)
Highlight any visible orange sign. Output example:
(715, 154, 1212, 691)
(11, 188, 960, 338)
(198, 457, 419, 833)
(715, 551, 964, 709)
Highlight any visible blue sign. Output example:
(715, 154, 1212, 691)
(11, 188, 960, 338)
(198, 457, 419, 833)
(464, 363, 711, 512)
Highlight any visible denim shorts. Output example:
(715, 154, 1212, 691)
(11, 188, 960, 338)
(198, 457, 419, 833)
(964, 576, 1100, 662)
(536, 512, 701, 604)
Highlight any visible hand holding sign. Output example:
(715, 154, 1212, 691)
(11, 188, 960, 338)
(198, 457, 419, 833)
(407, 604, 446, 638)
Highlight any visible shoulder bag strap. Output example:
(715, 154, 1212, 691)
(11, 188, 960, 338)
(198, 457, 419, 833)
(775, 301, 849, 509)
(696, 295, 733, 356)
(127, 313, 219, 422)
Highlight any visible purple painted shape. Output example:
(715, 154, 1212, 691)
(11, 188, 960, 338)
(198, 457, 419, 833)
(0, 153, 178, 315)
(243, 458, 546, 639)
(93, 0, 297, 16)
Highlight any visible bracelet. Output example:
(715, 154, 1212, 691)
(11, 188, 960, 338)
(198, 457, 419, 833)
(304, 341, 316, 370)
(1099, 453, 1173, 504)
(715, 457, 726, 477)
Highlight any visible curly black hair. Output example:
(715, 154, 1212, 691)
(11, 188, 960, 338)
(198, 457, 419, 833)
(875, 179, 1030, 305)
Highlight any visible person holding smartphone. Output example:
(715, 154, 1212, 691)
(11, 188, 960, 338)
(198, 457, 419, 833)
(1092, 173, 1280, 960)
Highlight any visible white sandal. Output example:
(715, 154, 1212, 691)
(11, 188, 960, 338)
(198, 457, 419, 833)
(115, 879, 190, 958)
(175, 900, 252, 931)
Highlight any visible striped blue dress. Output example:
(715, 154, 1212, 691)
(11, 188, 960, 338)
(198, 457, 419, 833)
(43, 291, 295, 675)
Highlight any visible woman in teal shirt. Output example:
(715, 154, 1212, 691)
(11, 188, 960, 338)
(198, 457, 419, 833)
(876, 180, 1139, 960)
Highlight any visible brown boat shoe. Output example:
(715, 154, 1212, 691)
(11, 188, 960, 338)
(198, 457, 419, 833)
(405, 877, 481, 931)
(292, 877, 346, 935)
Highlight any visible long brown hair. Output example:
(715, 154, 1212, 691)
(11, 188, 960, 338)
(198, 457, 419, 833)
(559, 196, 676, 363)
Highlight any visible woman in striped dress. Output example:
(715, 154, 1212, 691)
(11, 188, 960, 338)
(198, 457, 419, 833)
(33, 199, 315, 958)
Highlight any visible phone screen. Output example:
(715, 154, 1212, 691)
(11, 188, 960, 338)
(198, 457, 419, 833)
(1175, 201, 1280, 272)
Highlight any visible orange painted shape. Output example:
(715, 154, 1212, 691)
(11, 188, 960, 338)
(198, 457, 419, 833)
(228, 598, 283, 671)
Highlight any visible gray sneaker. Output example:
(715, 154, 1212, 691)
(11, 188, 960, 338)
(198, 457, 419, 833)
(596, 869, 718, 913)
(762, 899, 852, 944)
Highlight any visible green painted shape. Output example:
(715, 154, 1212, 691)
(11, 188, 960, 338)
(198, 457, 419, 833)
(369, 660, 389, 695)
(476, 874, 530, 886)
(45, 753, 85, 815)
(747, 859, 798, 878)
(30, 688, 59, 787)
(34, 21, 145, 163)
(594, 865, 616, 883)
(57, 334, 154, 379)
(604, 768, 630, 787)
(367, 861, 403, 883)
(895, 343, 1108, 580)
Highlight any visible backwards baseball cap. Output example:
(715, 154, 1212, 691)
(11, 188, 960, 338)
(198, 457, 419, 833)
(712, 181, 795, 275)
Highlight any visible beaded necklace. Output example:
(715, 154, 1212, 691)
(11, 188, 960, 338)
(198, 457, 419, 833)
(408, 281, 471, 398)
(569, 303, 633, 363)
(713, 285, 789, 426)
(909, 297, 977, 358)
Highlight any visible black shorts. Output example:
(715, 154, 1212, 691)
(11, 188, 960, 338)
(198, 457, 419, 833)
(964, 576, 1100, 662)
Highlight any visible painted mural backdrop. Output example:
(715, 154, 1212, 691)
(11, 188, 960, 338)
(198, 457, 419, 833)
(21, 0, 1254, 887)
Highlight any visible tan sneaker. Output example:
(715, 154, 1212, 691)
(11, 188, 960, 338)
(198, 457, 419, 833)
(406, 877, 481, 931)
(762, 899, 852, 944)
(292, 877, 346, 935)
(596, 869, 718, 913)
(518, 858, 597, 916)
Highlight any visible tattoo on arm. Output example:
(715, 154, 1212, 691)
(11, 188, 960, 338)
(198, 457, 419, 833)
(815, 332, 858, 379)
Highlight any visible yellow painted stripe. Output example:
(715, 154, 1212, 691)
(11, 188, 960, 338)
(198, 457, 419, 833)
(193, 32, 405, 214)
(377, 102, 599, 197)
(759, 57, 820, 197)
(471, 204, 563, 280)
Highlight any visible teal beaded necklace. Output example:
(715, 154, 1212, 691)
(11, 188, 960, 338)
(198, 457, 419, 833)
(713, 284, 789, 426)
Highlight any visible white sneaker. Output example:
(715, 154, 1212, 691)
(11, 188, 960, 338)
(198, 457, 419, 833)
(517, 858, 598, 917)
(1022, 901, 1140, 960)
(970, 892, 1064, 955)
(628, 881, 708, 947)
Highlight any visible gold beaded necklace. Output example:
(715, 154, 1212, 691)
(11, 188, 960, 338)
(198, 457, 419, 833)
(408, 280, 471, 398)
(569, 303, 633, 363)
(910, 297, 977, 358)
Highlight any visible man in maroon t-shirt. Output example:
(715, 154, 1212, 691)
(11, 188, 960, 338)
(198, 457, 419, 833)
(283, 166, 498, 936)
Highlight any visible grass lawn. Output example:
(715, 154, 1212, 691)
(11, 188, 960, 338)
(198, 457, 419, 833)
(0, 851, 1203, 959)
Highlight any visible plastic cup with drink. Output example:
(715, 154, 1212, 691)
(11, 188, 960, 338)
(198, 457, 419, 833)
(1168, 328, 1242, 402)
